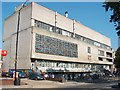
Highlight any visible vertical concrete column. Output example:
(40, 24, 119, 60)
(55, 12, 57, 31)
(31, 18, 34, 27)
(73, 19, 75, 38)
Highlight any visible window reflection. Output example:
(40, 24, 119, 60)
(35, 34, 78, 57)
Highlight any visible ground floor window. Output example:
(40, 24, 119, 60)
(31, 59, 110, 73)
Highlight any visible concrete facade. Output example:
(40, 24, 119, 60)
(3, 2, 114, 73)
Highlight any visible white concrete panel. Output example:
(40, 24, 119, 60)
(17, 28, 32, 69)
(3, 28, 32, 71)
(75, 22, 111, 46)
(56, 13, 73, 32)
(19, 4, 32, 31)
(2, 34, 16, 71)
(4, 13, 18, 40)
(2, 40, 11, 71)
(32, 2, 55, 26)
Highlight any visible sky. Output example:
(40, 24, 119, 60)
(0, 1, 118, 50)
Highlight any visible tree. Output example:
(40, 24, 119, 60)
(114, 47, 120, 68)
(103, 1, 120, 31)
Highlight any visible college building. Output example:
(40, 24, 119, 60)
(3, 2, 114, 74)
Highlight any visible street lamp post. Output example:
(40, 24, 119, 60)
(14, 0, 29, 85)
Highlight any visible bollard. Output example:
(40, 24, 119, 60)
(14, 77, 21, 85)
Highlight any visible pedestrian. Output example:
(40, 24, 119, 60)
(52, 74, 54, 78)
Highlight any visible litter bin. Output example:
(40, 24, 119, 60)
(14, 77, 21, 85)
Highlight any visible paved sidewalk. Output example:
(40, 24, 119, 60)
(1, 79, 90, 88)
(0, 78, 120, 89)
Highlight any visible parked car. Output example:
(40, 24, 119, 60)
(19, 71, 27, 78)
(29, 73, 45, 80)
(1, 72, 9, 77)
(9, 71, 27, 78)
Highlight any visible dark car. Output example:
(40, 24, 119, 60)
(29, 73, 45, 80)
(1, 72, 9, 77)
(9, 71, 27, 78)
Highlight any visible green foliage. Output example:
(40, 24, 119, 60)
(103, 1, 120, 30)
(114, 47, 120, 68)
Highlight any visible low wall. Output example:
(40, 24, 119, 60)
(0, 78, 13, 85)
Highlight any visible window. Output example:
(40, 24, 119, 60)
(55, 28, 62, 34)
(98, 57, 103, 61)
(106, 59, 112, 62)
(62, 30, 69, 36)
(34, 19, 111, 50)
(87, 47, 91, 54)
(106, 52, 112, 58)
(94, 42, 100, 47)
(88, 55, 91, 60)
(49, 26, 53, 32)
(98, 50, 104, 56)
(35, 34, 78, 57)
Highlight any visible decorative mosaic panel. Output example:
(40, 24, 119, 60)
(35, 34, 78, 57)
